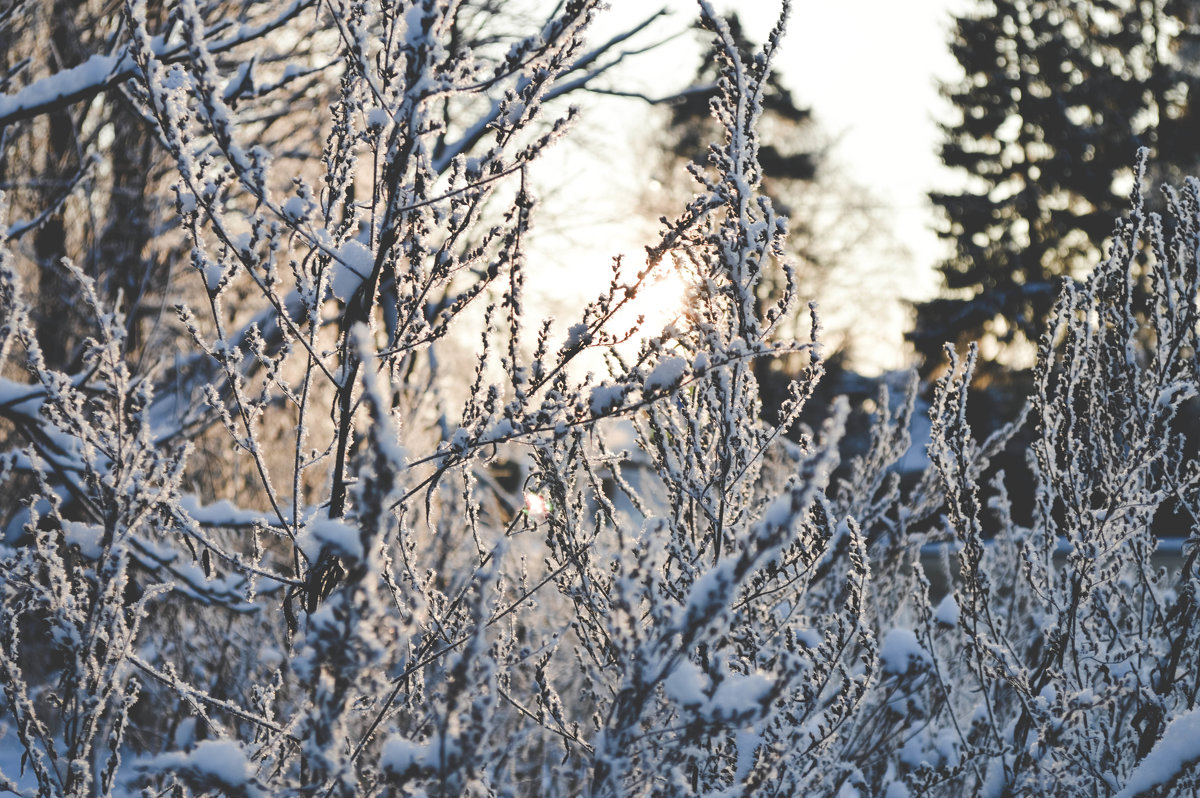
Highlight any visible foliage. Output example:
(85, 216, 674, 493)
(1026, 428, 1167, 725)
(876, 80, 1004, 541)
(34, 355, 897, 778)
(0, 1, 1197, 797)
(914, 0, 1200, 373)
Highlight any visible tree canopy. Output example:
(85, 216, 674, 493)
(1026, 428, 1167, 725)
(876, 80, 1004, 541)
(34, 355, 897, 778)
(914, 0, 1200, 371)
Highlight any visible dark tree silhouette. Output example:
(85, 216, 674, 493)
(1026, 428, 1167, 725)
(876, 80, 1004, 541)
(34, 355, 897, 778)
(914, 0, 1200, 373)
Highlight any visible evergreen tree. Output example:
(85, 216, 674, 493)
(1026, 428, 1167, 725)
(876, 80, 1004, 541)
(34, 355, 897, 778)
(665, 15, 817, 184)
(914, 0, 1200, 371)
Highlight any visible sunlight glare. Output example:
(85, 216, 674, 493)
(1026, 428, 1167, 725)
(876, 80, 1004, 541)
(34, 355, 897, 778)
(613, 252, 693, 339)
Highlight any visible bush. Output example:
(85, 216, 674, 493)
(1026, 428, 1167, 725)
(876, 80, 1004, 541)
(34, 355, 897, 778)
(0, 1, 1197, 796)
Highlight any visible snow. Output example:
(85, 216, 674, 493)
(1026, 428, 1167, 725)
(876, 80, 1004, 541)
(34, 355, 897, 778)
(664, 659, 772, 720)
(187, 741, 254, 788)
(177, 190, 197, 215)
(449, 426, 470, 452)
(563, 322, 589, 351)
(0, 377, 42, 414)
(934, 593, 959, 626)
(203, 261, 225, 293)
(879, 628, 928, 674)
(683, 560, 735, 627)
(930, 728, 961, 767)
(589, 383, 626, 416)
(979, 756, 1009, 798)
(305, 516, 363, 561)
(366, 107, 391, 129)
(178, 495, 270, 527)
(330, 239, 373, 301)
(3, 0, 1200, 794)
(144, 739, 261, 796)
(1115, 707, 1200, 798)
(63, 521, 103, 558)
(230, 232, 252, 257)
(710, 670, 773, 716)
(734, 727, 761, 784)
(793, 626, 822, 649)
(380, 734, 431, 777)
(0, 0, 314, 127)
(488, 418, 516, 439)
(664, 658, 707, 707)
(224, 58, 257, 100)
(644, 356, 687, 394)
(762, 490, 796, 528)
(0, 53, 126, 124)
(282, 195, 309, 221)
(0, 726, 36, 794)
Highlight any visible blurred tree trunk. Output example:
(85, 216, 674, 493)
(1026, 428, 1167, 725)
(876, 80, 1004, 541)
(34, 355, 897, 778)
(96, 87, 159, 353)
(32, 0, 85, 369)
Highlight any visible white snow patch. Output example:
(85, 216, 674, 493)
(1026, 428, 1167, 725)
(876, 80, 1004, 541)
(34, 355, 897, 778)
(711, 670, 773, 715)
(762, 491, 796, 528)
(449, 427, 470, 452)
(144, 739, 259, 796)
(589, 384, 626, 417)
(230, 232, 252, 257)
(0, 725, 37, 793)
(879, 628, 928, 674)
(203, 261, 225, 293)
(282, 195, 309, 221)
(63, 521, 103, 558)
(563, 322, 589, 351)
(366, 107, 391, 129)
(1115, 707, 1200, 798)
(644, 356, 687, 393)
(488, 418, 515, 440)
(934, 727, 960, 767)
(187, 740, 251, 786)
(177, 190, 197, 215)
(330, 239, 373, 301)
(734, 727, 762, 784)
(306, 516, 363, 561)
(380, 734, 431, 776)
(179, 495, 270, 527)
(0, 377, 40, 411)
(664, 658, 707, 707)
(227, 59, 256, 95)
(793, 627, 822, 649)
(0, 53, 124, 122)
(934, 593, 959, 626)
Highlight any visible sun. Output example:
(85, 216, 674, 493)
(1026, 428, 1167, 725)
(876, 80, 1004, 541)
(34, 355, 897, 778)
(612, 252, 693, 338)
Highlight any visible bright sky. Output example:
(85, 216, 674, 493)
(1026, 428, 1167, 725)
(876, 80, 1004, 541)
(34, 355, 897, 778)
(529, 0, 968, 374)
(761, 0, 963, 271)
(758, 0, 964, 370)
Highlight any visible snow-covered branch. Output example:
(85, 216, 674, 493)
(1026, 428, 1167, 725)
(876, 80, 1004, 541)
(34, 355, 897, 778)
(1, 0, 1198, 795)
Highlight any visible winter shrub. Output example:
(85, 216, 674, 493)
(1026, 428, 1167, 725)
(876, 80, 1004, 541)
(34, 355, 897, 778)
(0, 1, 1198, 796)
